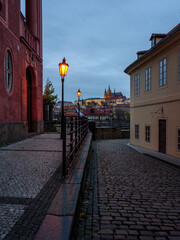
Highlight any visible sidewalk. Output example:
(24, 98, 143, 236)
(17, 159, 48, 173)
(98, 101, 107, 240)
(0, 133, 92, 240)
(128, 143, 180, 169)
(34, 132, 92, 240)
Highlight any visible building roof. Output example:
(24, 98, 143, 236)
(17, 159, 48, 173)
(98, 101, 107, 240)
(136, 50, 148, 55)
(84, 97, 102, 100)
(65, 112, 78, 116)
(149, 33, 166, 41)
(82, 110, 112, 117)
(113, 104, 130, 107)
(124, 23, 180, 74)
(53, 104, 78, 110)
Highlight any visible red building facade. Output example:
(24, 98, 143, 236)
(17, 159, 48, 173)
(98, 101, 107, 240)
(0, 0, 43, 144)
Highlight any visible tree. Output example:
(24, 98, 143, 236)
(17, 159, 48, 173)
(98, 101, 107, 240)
(114, 108, 126, 120)
(43, 78, 58, 105)
(125, 111, 130, 120)
(101, 101, 108, 107)
(91, 101, 97, 106)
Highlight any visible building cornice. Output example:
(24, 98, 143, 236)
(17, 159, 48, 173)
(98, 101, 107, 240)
(130, 92, 180, 108)
(124, 24, 180, 75)
(20, 36, 42, 62)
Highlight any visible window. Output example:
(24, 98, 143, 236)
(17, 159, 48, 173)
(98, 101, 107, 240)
(145, 126, 150, 142)
(178, 129, 180, 151)
(151, 38, 155, 48)
(21, 0, 26, 17)
(4, 51, 13, 93)
(179, 50, 180, 81)
(160, 58, 166, 86)
(135, 74, 139, 95)
(135, 125, 139, 139)
(146, 67, 151, 91)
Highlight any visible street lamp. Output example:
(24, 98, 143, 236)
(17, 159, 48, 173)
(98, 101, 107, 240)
(77, 89, 81, 115)
(77, 89, 81, 147)
(59, 57, 69, 175)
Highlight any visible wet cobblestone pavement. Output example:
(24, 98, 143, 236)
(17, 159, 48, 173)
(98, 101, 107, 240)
(76, 139, 180, 240)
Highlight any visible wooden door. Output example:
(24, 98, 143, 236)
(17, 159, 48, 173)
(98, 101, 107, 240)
(159, 120, 166, 154)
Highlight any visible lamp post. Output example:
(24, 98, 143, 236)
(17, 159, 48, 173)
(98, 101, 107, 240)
(59, 57, 69, 175)
(77, 89, 81, 116)
(77, 89, 81, 147)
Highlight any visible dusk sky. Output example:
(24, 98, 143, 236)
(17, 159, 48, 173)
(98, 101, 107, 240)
(40, 0, 180, 102)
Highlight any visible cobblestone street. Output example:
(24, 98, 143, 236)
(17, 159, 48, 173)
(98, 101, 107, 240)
(76, 139, 180, 240)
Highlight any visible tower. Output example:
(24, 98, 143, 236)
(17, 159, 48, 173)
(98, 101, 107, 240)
(107, 85, 111, 98)
(104, 89, 107, 98)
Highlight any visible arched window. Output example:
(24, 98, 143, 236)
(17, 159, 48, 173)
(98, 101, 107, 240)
(4, 50, 13, 93)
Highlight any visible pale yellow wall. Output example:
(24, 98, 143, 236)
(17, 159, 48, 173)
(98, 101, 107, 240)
(130, 101, 180, 158)
(131, 44, 180, 107)
(84, 98, 104, 105)
(129, 34, 180, 159)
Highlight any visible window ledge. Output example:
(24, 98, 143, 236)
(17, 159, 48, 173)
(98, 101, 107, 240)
(159, 84, 168, 90)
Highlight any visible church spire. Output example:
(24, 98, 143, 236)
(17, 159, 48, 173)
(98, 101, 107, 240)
(107, 85, 111, 97)
(104, 89, 107, 98)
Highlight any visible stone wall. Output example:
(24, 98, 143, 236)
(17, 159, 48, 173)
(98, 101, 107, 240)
(95, 127, 130, 140)
(0, 121, 28, 145)
(0, 121, 44, 146)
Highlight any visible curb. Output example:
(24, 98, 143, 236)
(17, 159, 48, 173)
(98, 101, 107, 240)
(34, 132, 93, 240)
(127, 143, 180, 169)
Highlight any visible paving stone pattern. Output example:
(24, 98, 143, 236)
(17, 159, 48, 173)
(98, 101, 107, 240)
(76, 139, 180, 240)
(0, 134, 63, 240)
(0, 204, 25, 240)
(0, 151, 61, 198)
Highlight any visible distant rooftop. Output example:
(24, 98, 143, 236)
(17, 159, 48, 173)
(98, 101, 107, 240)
(83, 97, 102, 100)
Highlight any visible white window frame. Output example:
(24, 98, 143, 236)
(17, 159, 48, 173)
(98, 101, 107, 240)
(4, 50, 13, 93)
(134, 74, 139, 95)
(160, 58, 166, 87)
(145, 67, 151, 92)
(151, 38, 155, 48)
(145, 125, 150, 142)
(135, 124, 139, 139)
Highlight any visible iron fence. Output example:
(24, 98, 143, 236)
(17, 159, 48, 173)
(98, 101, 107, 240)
(64, 116, 89, 173)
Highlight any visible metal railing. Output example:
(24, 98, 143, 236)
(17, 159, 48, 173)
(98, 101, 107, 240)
(63, 116, 89, 174)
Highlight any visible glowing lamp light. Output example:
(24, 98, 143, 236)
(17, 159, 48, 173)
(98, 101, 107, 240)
(77, 89, 81, 98)
(59, 57, 69, 77)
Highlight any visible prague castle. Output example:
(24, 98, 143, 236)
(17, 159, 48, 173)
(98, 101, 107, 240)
(104, 86, 125, 100)
(81, 86, 129, 106)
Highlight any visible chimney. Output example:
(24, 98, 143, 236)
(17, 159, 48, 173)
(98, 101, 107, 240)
(136, 51, 148, 59)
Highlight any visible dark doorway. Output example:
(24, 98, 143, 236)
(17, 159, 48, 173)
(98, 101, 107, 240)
(159, 120, 166, 154)
(26, 68, 32, 132)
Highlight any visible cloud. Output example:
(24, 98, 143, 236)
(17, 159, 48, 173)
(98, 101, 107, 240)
(43, 0, 180, 102)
